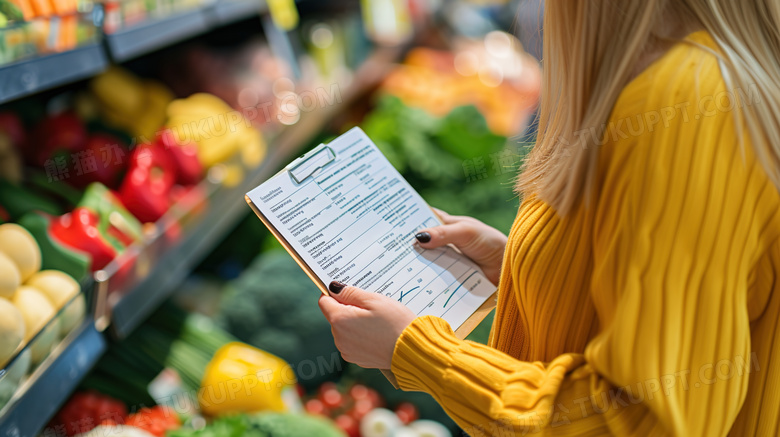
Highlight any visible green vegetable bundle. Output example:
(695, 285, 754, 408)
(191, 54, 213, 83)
(168, 413, 345, 437)
(81, 301, 237, 407)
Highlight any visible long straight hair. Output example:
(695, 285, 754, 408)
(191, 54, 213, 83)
(517, 0, 780, 215)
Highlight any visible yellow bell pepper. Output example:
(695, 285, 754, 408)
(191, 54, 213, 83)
(198, 342, 299, 416)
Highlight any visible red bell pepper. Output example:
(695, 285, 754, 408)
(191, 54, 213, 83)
(28, 111, 87, 166)
(79, 182, 142, 249)
(159, 130, 203, 185)
(50, 207, 117, 271)
(68, 133, 128, 189)
(49, 390, 128, 437)
(118, 143, 176, 223)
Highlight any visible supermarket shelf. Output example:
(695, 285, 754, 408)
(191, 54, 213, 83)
(105, 8, 211, 62)
(107, 47, 400, 339)
(0, 43, 109, 105)
(0, 320, 106, 437)
(210, 0, 267, 25)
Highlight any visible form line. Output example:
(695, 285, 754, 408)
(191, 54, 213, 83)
(443, 271, 478, 308)
(399, 286, 420, 303)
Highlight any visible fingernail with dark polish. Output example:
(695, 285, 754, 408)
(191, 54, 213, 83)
(329, 281, 346, 294)
(415, 232, 431, 243)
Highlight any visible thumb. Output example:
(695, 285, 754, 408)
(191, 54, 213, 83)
(328, 281, 374, 308)
(415, 221, 478, 250)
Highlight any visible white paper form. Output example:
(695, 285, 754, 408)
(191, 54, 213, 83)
(246, 127, 495, 331)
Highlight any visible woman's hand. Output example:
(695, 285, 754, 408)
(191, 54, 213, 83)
(417, 208, 508, 285)
(319, 209, 507, 369)
(319, 282, 416, 369)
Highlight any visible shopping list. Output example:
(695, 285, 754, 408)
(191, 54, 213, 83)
(246, 127, 495, 331)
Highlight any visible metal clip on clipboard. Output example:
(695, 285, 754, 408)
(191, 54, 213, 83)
(286, 144, 337, 184)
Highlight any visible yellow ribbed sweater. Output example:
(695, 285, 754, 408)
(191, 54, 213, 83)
(391, 31, 780, 436)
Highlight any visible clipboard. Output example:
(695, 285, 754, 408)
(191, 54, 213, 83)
(246, 130, 498, 387)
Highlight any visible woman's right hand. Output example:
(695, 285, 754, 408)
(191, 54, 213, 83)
(416, 208, 508, 285)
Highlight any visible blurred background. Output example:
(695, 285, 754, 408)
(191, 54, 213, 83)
(0, 0, 543, 436)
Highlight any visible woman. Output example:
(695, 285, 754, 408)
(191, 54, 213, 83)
(319, 1, 780, 435)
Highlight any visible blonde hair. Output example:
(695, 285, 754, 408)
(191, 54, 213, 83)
(517, 0, 780, 215)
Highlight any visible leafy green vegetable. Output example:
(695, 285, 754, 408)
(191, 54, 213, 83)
(168, 414, 268, 437)
(360, 95, 528, 233)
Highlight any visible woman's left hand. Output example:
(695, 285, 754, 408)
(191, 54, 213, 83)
(319, 281, 417, 369)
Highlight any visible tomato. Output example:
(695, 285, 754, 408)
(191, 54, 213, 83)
(348, 398, 374, 421)
(49, 391, 128, 437)
(395, 402, 419, 425)
(335, 414, 360, 437)
(304, 399, 330, 416)
(318, 382, 344, 410)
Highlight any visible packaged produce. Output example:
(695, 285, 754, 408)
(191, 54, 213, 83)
(0, 297, 24, 367)
(199, 342, 300, 416)
(11, 284, 58, 363)
(25, 269, 84, 335)
(0, 222, 41, 281)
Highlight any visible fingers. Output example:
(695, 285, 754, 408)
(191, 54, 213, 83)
(327, 281, 374, 308)
(431, 207, 469, 225)
(318, 294, 341, 320)
(415, 221, 479, 250)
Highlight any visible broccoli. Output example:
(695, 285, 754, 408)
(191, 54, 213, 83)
(215, 250, 342, 388)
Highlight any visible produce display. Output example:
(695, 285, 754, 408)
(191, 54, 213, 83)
(102, 0, 204, 34)
(381, 37, 540, 137)
(0, 63, 268, 413)
(0, 0, 100, 66)
(0, 222, 86, 408)
(87, 67, 175, 143)
(0, 2, 544, 435)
